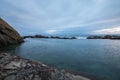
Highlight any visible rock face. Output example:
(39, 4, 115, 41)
(0, 18, 24, 47)
(0, 53, 91, 80)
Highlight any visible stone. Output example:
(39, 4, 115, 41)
(0, 18, 24, 47)
(0, 53, 91, 80)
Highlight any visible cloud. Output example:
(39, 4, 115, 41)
(93, 27, 120, 34)
(0, 0, 120, 35)
(49, 17, 120, 31)
(46, 29, 57, 34)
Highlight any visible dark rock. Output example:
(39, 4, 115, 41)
(109, 36, 120, 40)
(103, 35, 112, 39)
(22, 36, 35, 39)
(35, 35, 49, 38)
(50, 36, 60, 39)
(23, 35, 49, 39)
(0, 18, 24, 47)
(23, 35, 77, 40)
(87, 35, 120, 40)
(87, 36, 103, 39)
(61, 37, 70, 39)
(50, 36, 77, 39)
(71, 37, 77, 39)
(0, 53, 90, 80)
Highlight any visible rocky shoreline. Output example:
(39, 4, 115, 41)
(87, 35, 120, 40)
(0, 52, 91, 80)
(22, 35, 77, 39)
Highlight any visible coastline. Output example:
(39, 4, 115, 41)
(0, 18, 92, 80)
(0, 52, 91, 80)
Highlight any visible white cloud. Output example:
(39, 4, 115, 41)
(93, 27, 120, 34)
(46, 29, 57, 34)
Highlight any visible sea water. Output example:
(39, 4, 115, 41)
(1, 38, 120, 80)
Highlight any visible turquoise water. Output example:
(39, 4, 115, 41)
(1, 38, 120, 80)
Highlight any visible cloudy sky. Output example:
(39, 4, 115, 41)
(0, 0, 120, 35)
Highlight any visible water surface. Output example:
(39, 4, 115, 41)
(1, 38, 120, 80)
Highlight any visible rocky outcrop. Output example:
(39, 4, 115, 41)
(23, 35, 77, 39)
(0, 18, 24, 47)
(0, 53, 90, 80)
(87, 35, 120, 40)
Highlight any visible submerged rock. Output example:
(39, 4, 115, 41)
(0, 53, 91, 80)
(0, 18, 24, 47)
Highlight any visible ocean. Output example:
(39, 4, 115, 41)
(1, 38, 120, 80)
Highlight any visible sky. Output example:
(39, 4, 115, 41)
(0, 0, 120, 36)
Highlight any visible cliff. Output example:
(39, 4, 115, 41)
(0, 18, 24, 47)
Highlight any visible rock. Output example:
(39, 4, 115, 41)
(87, 36, 103, 39)
(23, 35, 49, 39)
(50, 36, 60, 39)
(61, 37, 70, 39)
(71, 37, 77, 39)
(35, 35, 49, 38)
(0, 53, 91, 80)
(23, 35, 77, 40)
(103, 35, 112, 39)
(87, 35, 120, 40)
(22, 36, 35, 39)
(0, 18, 24, 47)
(109, 36, 120, 40)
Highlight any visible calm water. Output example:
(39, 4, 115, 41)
(1, 38, 120, 80)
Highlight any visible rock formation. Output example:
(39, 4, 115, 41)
(87, 35, 120, 40)
(0, 53, 90, 80)
(0, 18, 24, 47)
(23, 35, 77, 39)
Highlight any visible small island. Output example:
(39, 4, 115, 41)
(22, 35, 77, 39)
(87, 35, 120, 40)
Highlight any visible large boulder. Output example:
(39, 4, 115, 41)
(0, 18, 24, 47)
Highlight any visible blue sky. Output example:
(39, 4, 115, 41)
(0, 0, 120, 35)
